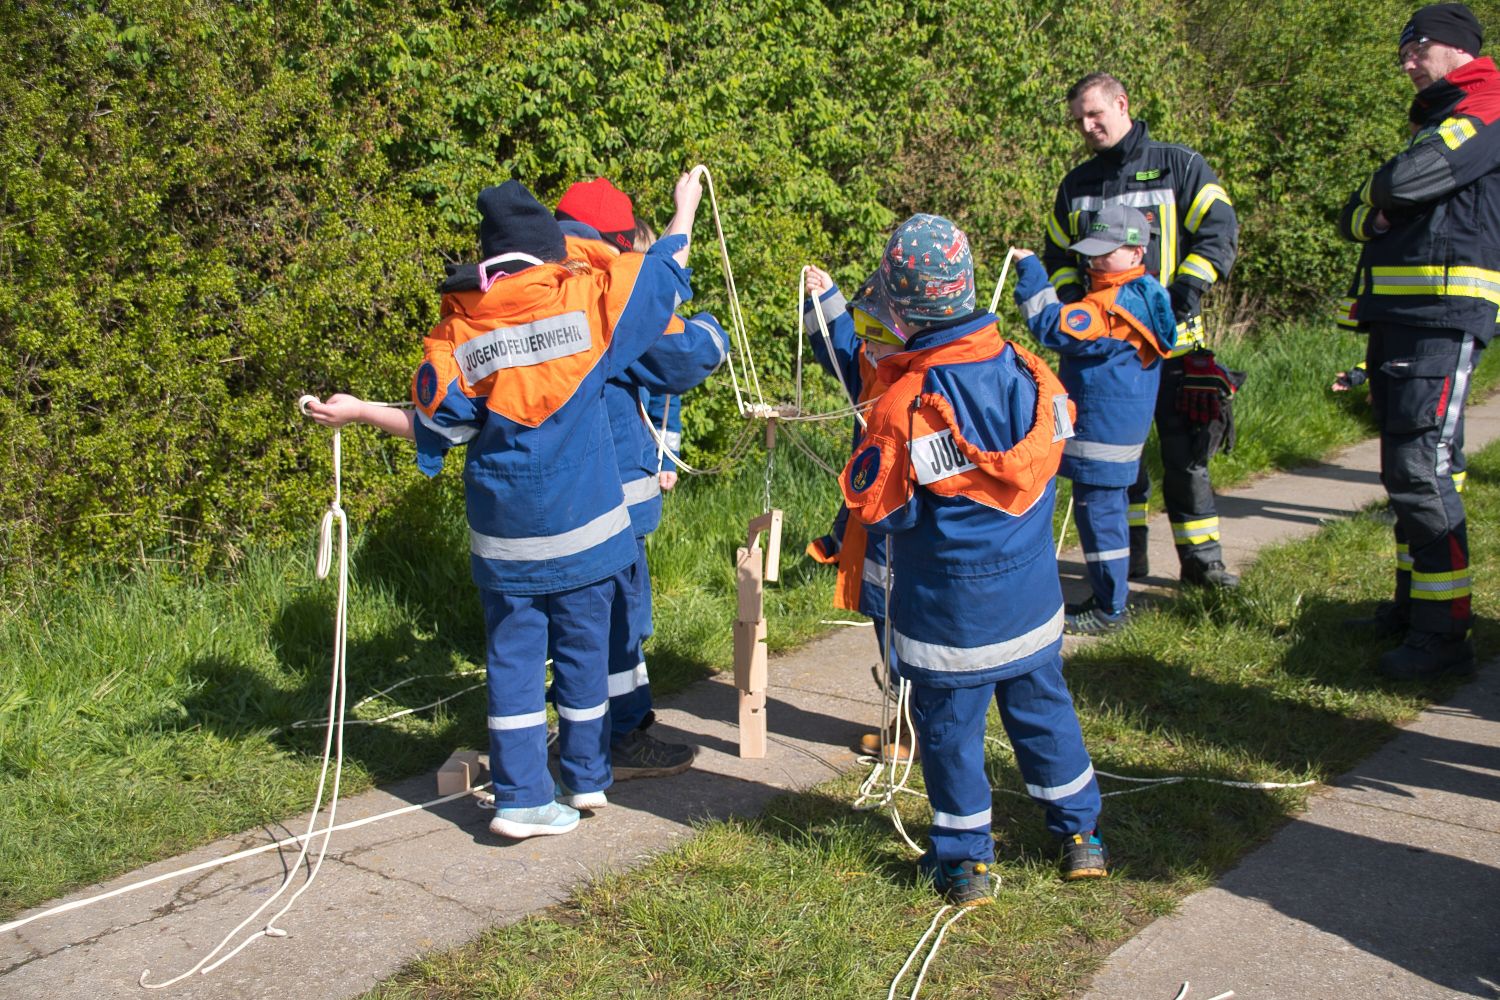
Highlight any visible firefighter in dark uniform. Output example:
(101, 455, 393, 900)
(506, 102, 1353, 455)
(1043, 73, 1242, 589)
(1338, 2, 1498, 679)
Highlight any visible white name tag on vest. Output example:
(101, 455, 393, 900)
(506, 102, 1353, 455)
(910, 429, 977, 485)
(457, 311, 590, 382)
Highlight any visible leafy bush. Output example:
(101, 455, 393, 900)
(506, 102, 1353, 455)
(2, 0, 1493, 580)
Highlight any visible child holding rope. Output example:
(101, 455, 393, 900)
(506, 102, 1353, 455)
(833, 214, 1108, 903)
(552, 176, 728, 780)
(304, 173, 703, 838)
(1011, 204, 1177, 634)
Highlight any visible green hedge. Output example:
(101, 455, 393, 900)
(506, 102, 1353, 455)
(2, 0, 1493, 580)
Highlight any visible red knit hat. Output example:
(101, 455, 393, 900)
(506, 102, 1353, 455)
(555, 178, 638, 252)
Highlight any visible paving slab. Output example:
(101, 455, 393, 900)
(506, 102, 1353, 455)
(6, 397, 1500, 999)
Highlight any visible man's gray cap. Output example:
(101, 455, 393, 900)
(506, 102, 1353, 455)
(1069, 203, 1151, 256)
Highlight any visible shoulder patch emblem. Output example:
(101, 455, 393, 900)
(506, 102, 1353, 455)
(415, 362, 439, 408)
(849, 445, 881, 493)
(1065, 307, 1092, 333)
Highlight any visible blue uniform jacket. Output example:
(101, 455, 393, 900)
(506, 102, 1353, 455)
(1014, 255, 1175, 487)
(411, 237, 691, 595)
(841, 313, 1074, 688)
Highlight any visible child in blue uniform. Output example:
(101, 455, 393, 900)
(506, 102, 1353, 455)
(1012, 204, 1177, 634)
(305, 174, 703, 838)
(833, 214, 1108, 903)
(553, 177, 728, 778)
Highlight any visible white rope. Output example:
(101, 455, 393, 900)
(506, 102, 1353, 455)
(636, 399, 760, 475)
(987, 247, 1024, 316)
(693, 165, 765, 417)
(983, 737, 1317, 800)
(1172, 984, 1235, 1000)
(1056, 494, 1073, 558)
(286, 670, 484, 730)
(141, 406, 356, 987)
(818, 619, 872, 627)
(780, 422, 841, 478)
(887, 903, 980, 1000)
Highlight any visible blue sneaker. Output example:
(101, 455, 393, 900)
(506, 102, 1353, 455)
(489, 800, 580, 840)
(918, 851, 994, 906)
(555, 781, 608, 810)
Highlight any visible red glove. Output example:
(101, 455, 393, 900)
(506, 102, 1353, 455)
(1177, 348, 1236, 424)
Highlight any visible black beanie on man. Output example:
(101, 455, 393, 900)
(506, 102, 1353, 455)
(476, 180, 567, 265)
(1401, 2, 1484, 57)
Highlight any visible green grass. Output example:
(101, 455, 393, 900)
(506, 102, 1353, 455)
(362, 441, 1500, 1000)
(0, 315, 1491, 919)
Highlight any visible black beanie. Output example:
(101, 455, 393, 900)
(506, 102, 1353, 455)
(1401, 3, 1484, 56)
(476, 180, 567, 265)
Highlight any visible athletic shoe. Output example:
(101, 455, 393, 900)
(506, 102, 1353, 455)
(1064, 598, 1128, 636)
(1061, 832, 1110, 880)
(611, 727, 695, 780)
(555, 781, 607, 810)
(919, 853, 994, 906)
(1181, 560, 1239, 589)
(1344, 600, 1409, 639)
(1377, 630, 1476, 680)
(1128, 527, 1149, 580)
(489, 800, 580, 840)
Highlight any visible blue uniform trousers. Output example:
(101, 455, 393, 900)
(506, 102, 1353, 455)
(910, 655, 1100, 865)
(1073, 481, 1131, 614)
(481, 580, 613, 808)
(607, 538, 654, 741)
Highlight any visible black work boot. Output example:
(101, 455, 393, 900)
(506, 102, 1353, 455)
(1128, 526, 1149, 580)
(1343, 600, 1409, 639)
(1377, 630, 1476, 680)
(1181, 559, 1239, 590)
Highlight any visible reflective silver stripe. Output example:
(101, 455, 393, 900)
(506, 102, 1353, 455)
(662, 430, 682, 452)
(622, 475, 662, 506)
(1063, 439, 1144, 463)
(470, 502, 631, 562)
(1411, 575, 1471, 592)
(1025, 763, 1096, 802)
(416, 409, 479, 445)
(803, 289, 849, 334)
(1021, 285, 1059, 321)
(1070, 189, 1177, 211)
(894, 606, 1064, 673)
(932, 807, 992, 830)
(687, 316, 728, 366)
(556, 700, 608, 722)
(488, 710, 547, 731)
(1084, 547, 1131, 563)
(608, 662, 649, 698)
(862, 558, 889, 588)
(1437, 333, 1475, 475)
(457, 310, 591, 382)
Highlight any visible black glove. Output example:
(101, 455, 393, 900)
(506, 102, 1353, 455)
(1168, 282, 1202, 323)
(1333, 363, 1368, 390)
(1177, 347, 1237, 424)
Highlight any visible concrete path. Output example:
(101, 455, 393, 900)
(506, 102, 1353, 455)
(4, 398, 1500, 999)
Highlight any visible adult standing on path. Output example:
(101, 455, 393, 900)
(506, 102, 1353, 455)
(1043, 73, 1242, 589)
(1337, 2, 1498, 679)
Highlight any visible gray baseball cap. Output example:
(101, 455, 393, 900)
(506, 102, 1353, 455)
(1069, 204, 1150, 256)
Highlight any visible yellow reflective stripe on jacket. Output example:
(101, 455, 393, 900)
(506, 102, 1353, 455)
(1396, 543, 1413, 571)
(1046, 212, 1070, 250)
(1438, 116, 1478, 151)
(1370, 265, 1500, 307)
(1184, 184, 1231, 233)
(1359, 177, 1374, 206)
(1335, 296, 1359, 329)
(1159, 200, 1180, 284)
(1068, 210, 1082, 239)
(1051, 266, 1082, 290)
(1127, 502, 1149, 528)
(1350, 204, 1374, 242)
(1453, 469, 1468, 492)
(1171, 516, 1219, 544)
(1179, 253, 1219, 285)
(1410, 568, 1472, 600)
